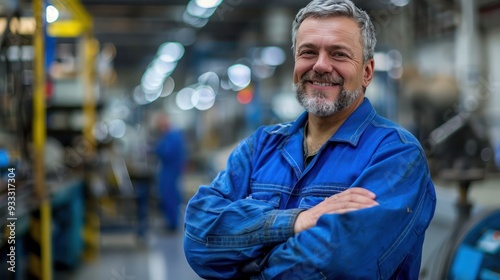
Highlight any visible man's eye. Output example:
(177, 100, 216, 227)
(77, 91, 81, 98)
(300, 50, 315, 55)
(334, 52, 347, 57)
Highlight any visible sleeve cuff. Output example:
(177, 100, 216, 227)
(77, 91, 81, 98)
(263, 209, 304, 243)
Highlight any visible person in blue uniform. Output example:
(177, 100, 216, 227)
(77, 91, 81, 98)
(183, 0, 436, 279)
(154, 113, 187, 232)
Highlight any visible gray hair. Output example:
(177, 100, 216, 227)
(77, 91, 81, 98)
(292, 0, 377, 63)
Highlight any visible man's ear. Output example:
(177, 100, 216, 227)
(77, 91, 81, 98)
(362, 58, 375, 88)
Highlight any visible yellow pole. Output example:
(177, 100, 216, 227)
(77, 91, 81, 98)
(83, 33, 97, 155)
(81, 31, 101, 262)
(33, 1, 52, 280)
(50, 0, 100, 261)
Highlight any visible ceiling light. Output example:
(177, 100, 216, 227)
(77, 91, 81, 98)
(151, 59, 177, 76)
(157, 42, 185, 63)
(176, 87, 196, 110)
(193, 85, 216, 111)
(46, 5, 59, 23)
(182, 11, 209, 28)
(160, 77, 176, 97)
(195, 0, 223, 9)
(186, 1, 216, 19)
(391, 0, 411, 7)
(133, 86, 149, 105)
(261, 46, 286, 66)
(198, 72, 220, 93)
(108, 119, 126, 139)
(228, 64, 251, 90)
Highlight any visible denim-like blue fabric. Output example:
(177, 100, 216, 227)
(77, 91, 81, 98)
(184, 98, 436, 279)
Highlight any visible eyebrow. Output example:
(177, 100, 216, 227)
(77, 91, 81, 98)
(297, 43, 355, 57)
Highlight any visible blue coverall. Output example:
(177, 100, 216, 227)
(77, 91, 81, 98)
(155, 127, 186, 230)
(184, 98, 436, 279)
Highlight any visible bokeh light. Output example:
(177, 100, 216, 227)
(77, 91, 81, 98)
(176, 87, 196, 110)
(46, 5, 59, 23)
(228, 64, 251, 90)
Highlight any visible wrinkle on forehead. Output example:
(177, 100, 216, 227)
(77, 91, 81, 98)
(296, 16, 363, 58)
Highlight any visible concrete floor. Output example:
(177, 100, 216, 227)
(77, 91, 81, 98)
(54, 175, 500, 280)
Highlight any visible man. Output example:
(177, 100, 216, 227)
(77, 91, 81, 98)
(184, 0, 436, 279)
(154, 113, 187, 232)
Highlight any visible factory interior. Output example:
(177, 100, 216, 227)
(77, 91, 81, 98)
(1, 0, 500, 279)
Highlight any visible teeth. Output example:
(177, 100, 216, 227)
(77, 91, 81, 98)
(312, 81, 335, 86)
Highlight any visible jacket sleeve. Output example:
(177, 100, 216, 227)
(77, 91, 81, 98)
(253, 141, 436, 280)
(183, 134, 303, 279)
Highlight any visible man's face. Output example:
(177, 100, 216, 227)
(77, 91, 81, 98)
(293, 16, 374, 117)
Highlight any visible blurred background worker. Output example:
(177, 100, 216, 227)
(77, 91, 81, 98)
(154, 112, 187, 232)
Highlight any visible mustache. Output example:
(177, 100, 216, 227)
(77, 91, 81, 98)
(301, 72, 344, 86)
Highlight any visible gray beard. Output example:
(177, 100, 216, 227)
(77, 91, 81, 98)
(294, 82, 363, 117)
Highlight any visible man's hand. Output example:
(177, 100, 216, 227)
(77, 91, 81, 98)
(294, 187, 379, 234)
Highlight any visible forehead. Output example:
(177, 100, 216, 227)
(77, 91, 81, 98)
(296, 16, 362, 49)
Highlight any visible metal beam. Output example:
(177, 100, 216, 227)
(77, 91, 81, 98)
(33, 0, 52, 279)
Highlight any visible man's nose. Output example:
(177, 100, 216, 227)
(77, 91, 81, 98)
(312, 52, 333, 74)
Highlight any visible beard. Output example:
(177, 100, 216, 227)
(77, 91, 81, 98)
(294, 72, 363, 117)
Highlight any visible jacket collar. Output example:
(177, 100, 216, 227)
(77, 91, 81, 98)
(282, 97, 376, 147)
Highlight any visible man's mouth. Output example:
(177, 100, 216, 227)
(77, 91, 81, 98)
(311, 81, 337, 86)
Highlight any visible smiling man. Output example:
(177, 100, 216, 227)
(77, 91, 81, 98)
(184, 1, 436, 279)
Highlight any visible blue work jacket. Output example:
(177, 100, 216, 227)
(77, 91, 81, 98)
(184, 98, 436, 279)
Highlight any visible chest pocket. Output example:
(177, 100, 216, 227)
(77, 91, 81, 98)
(247, 191, 281, 208)
(297, 184, 350, 209)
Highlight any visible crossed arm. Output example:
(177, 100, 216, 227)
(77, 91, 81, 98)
(294, 187, 379, 234)
(184, 139, 435, 279)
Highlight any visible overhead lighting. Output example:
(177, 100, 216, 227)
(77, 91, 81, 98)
(228, 64, 251, 90)
(195, 0, 223, 9)
(252, 62, 275, 80)
(133, 86, 149, 105)
(198, 71, 220, 94)
(186, 1, 216, 19)
(391, 0, 411, 7)
(160, 76, 176, 97)
(182, 11, 209, 28)
(260, 46, 286, 66)
(46, 5, 59, 23)
(150, 59, 177, 76)
(387, 50, 403, 68)
(193, 85, 216, 110)
(108, 119, 127, 139)
(142, 67, 165, 92)
(157, 42, 185, 63)
(176, 87, 196, 110)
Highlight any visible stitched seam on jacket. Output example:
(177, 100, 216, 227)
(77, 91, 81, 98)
(185, 230, 208, 245)
(350, 108, 377, 143)
(371, 118, 410, 144)
(378, 176, 430, 276)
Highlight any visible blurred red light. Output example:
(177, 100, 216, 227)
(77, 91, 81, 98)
(237, 88, 253, 104)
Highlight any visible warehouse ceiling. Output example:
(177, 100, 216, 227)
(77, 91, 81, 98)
(4, 0, 500, 88)
(78, 0, 395, 85)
